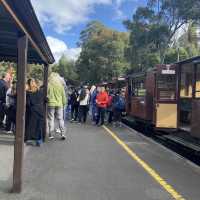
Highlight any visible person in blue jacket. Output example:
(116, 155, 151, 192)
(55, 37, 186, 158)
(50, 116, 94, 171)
(90, 86, 100, 123)
(113, 90, 125, 127)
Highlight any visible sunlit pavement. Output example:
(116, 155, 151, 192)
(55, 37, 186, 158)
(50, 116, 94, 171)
(0, 122, 200, 200)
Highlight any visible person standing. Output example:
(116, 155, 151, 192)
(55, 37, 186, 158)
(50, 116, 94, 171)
(47, 73, 67, 140)
(25, 78, 46, 146)
(89, 86, 96, 115)
(59, 75, 68, 121)
(70, 88, 79, 122)
(5, 81, 17, 133)
(113, 90, 125, 127)
(107, 90, 114, 124)
(78, 87, 90, 123)
(90, 86, 99, 123)
(96, 87, 108, 126)
(0, 73, 9, 128)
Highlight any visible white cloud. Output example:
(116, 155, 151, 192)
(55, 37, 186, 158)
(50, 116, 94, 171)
(116, 0, 125, 6)
(31, 0, 112, 34)
(116, 0, 136, 6)
(31, 0, 136, 33)
(114, 7, 126, 20)
(113, 0, 137, 20)
(47, 36, 81, 62)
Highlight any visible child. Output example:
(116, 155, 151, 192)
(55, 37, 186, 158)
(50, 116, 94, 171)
(5, 81, 17, 133)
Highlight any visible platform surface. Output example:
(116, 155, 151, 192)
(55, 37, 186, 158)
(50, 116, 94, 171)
(0, 122, 200, 200)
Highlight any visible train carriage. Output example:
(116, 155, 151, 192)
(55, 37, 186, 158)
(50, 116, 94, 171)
(126, 56, 200, 139)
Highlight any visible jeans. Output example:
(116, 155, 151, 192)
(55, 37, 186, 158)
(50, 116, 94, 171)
(0, 103, 5, 126)
(91, 104, 97, 122)
(107, 110, 113, 124)
(63, 105, 67, 121)
(78, 105, 88, 123)
(5, 105, 16, 131)
(71, 105, 79, 120)
(113, 108, 122, 122)
(96, 107, 106, 125)
(47, 106, 65, 137)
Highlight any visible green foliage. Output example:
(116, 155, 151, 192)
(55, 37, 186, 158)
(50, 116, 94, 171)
(125, 0, 200, 71)
(52, 55, 78, 82)
(178, 22, 200, 58)
(165, 47, 189, 64)
(0, 62, 9, 78)
(72, 1, 200, 82)
(77, 21, 130, 84)
(28, 64, 44, 81)
(0, 62, 16, 80)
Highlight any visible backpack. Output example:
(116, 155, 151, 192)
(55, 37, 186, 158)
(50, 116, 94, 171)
(79, 89, 86, 101)
(114, 96, 125, 110)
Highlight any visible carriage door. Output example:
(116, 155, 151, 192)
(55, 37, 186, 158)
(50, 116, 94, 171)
(191, 63, 200, 138)
(155, 66, 178, 129)
(126, 78, 132, 114)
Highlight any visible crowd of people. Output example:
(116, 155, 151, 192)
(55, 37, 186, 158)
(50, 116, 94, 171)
(0, 71, 126, 147)
(0, 73, 16, 134)
(69, 85, 126, 127)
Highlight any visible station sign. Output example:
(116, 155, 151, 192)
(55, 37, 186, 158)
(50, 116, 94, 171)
(161, 65, 176, 74)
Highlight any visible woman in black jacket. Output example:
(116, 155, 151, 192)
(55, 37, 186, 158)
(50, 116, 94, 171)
(25, 79, 45, 146)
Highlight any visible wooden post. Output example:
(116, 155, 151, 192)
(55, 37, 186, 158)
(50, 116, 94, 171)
(43, 64, 49, 141)
(193, 64, 197, 99)
(12, 34, 28, 193)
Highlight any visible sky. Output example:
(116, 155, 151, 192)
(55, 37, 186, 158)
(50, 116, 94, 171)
(31, 0, 147, 61)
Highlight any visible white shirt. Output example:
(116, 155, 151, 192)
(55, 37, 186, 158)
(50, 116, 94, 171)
(79, 94, 90, 106)
(6, 88, 12, 107)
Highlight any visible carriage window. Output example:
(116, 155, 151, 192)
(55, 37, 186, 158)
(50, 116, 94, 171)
(195, 64, 200, 98)
(133, 81, 146, 97)
(180, 63, 193, 98)
(157, 74, 176, 100)
(128, 78, 132, 96)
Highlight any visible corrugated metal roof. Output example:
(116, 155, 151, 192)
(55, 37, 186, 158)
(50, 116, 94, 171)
(0, 0, 55, 64)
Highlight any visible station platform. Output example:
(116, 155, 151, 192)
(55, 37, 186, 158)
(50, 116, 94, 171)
(1, 122, 200, 200)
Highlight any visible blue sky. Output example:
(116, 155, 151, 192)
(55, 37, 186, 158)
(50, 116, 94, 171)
(31, 0, 147, 61)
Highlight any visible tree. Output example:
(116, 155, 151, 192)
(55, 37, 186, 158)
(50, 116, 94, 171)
(165, 47, 189, 63)
(28, 64, 44, 81)
(125, 0, 200, 71)
(172, 22, 200, 60)
(52, 55, 79, 82)
(78, 21, 105, 47)
(77, 21, 130, 84)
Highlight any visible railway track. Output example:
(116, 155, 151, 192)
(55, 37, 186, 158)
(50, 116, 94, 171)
(122, 118, 200, 166)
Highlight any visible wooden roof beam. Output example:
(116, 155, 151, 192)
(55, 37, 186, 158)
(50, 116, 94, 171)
(0, 0, 49, 64)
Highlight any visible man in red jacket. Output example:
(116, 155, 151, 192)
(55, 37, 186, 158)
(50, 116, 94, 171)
(95, 87, 108, 126)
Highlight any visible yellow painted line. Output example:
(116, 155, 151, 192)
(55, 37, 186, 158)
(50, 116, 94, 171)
(103, 126, 186, 200)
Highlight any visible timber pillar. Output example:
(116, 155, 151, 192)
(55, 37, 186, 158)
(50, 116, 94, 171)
(12, 34, 28, 193)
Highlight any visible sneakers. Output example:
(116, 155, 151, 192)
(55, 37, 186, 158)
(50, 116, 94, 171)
(6, 130, 13, 134)
(49, 133, 66, 141)
(55, 128, 61, 134)
(49, 135, 54, 140)
(61, 134, 66, 140)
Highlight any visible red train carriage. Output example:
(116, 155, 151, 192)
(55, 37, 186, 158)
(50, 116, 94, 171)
(126, 56, 200, 139)
(126, 64, 177, 130)
(99, 77, 126, 91)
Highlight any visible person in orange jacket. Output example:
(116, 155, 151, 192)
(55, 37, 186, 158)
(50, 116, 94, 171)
(95, 87, 109, 126)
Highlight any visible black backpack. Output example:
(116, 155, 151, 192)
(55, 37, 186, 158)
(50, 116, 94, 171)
(79, 89, 86, 101)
